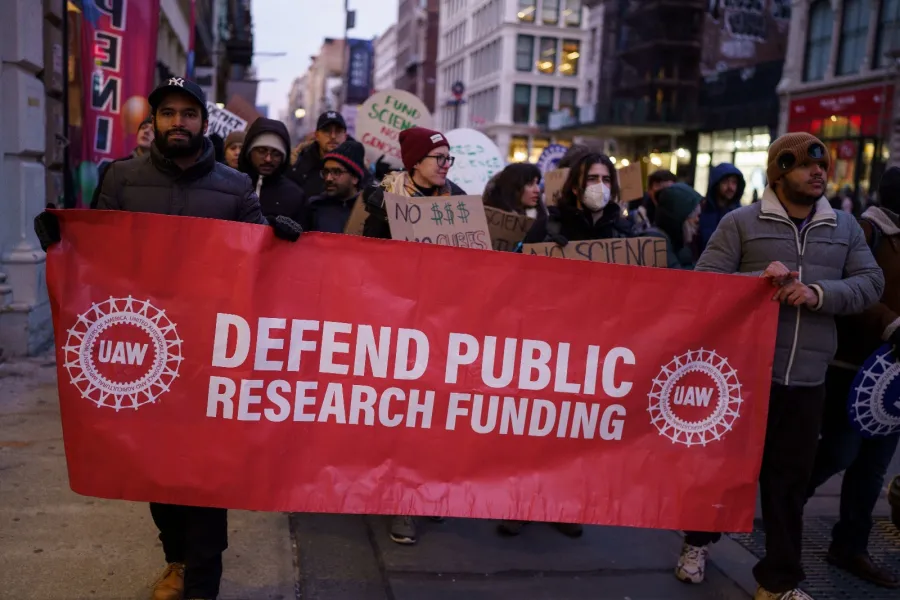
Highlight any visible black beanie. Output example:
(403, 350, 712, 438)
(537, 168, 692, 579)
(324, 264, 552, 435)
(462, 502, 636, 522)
(324, 139, 367, 180)
(879, 167, 900, 209)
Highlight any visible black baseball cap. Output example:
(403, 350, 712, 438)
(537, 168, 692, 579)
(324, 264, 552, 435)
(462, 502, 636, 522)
(148, 77, 208, 118)
(317, 110, 346, 131)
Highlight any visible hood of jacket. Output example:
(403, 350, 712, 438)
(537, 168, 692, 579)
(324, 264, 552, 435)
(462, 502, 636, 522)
(704, 162, 745, 213)
(238, 117, 293, 184)
(656, 183, 702, 250)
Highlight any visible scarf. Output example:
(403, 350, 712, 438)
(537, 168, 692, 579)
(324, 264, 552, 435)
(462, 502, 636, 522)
(381, 171, 454, 198)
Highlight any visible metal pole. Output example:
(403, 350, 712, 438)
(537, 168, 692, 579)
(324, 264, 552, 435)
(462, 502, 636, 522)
(341, 0, 349, 110)
(454, 101, 460, 129)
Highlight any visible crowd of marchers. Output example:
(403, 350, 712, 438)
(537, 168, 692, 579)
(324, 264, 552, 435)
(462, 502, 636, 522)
(31, 77, 900, 600)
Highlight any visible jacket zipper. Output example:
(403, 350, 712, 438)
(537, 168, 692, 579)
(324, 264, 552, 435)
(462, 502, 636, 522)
(759, 214, 829, 386)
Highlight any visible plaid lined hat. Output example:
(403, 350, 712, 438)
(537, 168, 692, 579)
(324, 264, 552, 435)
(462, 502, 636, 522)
(399, 127, 450, 172)
(324, 139, 367, 179)
(767, 132, 830, 185)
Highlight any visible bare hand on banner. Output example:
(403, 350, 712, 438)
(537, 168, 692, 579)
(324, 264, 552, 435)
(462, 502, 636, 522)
(760, 261, 798, 287)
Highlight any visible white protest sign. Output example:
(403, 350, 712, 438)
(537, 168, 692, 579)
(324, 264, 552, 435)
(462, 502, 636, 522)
(356, 89, 432, 168)
(445, 128, 505, 196)
(206, 102, 247, 139)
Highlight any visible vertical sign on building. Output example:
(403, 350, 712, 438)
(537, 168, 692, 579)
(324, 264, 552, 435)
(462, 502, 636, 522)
(80, 0, 161, 166)
(346, 38, 375, 107)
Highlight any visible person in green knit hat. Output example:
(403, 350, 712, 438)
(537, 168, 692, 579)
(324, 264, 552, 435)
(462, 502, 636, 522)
(646, 182, 703, 269)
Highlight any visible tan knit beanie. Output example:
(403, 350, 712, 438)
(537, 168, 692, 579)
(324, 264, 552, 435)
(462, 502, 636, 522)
(224, 130, 245, 150)
(767, 132, 830, 185)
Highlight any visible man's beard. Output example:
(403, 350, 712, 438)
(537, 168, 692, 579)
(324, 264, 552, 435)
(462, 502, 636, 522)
(781, 177, 822, 206)
(324, 182, 352, 199)
(153, 125, 204, 158)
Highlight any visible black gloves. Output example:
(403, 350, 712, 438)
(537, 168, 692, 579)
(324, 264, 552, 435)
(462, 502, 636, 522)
(267, 215, 303, 242)
(548, 233, 568, 247)
(34, 211, 61, 252)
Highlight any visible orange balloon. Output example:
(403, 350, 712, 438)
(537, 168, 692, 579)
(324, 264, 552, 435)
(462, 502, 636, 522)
(122, 96, 150, 133)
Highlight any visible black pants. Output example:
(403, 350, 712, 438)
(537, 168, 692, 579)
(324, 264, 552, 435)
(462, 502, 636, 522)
(685, 382, 826, 593)
(150, 502, 228, 600)
(806, 366, 900, 555)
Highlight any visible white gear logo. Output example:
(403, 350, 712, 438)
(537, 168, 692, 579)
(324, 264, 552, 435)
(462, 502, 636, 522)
(850, 352, 900, 436)
(647, 349, 743, 447)
(62, 297, 183, 411)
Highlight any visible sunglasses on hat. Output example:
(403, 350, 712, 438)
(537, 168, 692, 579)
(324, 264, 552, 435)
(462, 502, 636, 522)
(776, 142, 828, 172)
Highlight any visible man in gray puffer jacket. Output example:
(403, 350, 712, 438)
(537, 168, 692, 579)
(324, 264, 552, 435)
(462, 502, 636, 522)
(673, 132, 884, 600)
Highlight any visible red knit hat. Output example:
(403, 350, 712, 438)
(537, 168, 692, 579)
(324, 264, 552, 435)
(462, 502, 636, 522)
(399, 127, 450, 172)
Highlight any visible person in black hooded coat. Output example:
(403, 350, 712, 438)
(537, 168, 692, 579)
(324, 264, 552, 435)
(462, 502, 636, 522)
(238, 117, 306, 223)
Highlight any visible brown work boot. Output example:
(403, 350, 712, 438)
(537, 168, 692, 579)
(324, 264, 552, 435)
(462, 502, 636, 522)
(151, 562, 185, 600)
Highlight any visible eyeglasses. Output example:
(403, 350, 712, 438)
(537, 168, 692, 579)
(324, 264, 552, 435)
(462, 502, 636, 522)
(251, 147, 284, 160)
(321, 167, 350, 179)
(426, 154, 455, 167)
(777, 142, 828, 171)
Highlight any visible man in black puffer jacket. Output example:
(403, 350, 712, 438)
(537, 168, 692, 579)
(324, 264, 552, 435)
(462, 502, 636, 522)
(34, 77, 301, 600)
(238, 117, 306, 223)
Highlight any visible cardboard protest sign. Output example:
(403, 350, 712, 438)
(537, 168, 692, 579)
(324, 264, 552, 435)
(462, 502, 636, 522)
(445, 128, 505, 195)
(343, 195, 369, 236)
(206, 103, 247, 139)
(618, 163, 645, 203)
(384, 193, 490, 250)
(543, 168, 569, 207)
(356, 90, 432, 168)
(46, 209, 779, 531)
(523, 236, 667, 268)
(484, 206, 535, 252)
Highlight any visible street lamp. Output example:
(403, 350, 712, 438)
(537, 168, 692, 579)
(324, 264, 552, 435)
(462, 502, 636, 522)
(294, 108, 307, 119)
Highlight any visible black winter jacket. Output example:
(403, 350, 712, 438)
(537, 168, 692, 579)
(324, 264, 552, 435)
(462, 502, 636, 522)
(548, 202, 633, 241)
(238, 118, 306, 222)
(305, 192, 360, 233)
(95, 137, 266, 224)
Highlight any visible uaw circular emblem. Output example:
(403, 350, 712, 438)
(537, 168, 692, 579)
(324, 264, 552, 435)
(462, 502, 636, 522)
(62, 297, 183, 411)
(647, 349, 743, 447)
(849, 344, 900, 438)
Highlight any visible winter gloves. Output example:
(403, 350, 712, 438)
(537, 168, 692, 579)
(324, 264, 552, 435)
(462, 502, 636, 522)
(34, 211, 61, 252)
(267, 215, 303, 242)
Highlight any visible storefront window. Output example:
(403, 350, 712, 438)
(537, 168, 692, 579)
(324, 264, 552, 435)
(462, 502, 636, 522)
(538, 38, 556, 74)
(509, 136, 529, 162)
(531, 138, 549, 163)
(695, 153, 711, 198)
(698, 133, 713, 153)
(734, 151, 769, 205)
(560, 40, 580, 76)
(804, 1, 834, 82)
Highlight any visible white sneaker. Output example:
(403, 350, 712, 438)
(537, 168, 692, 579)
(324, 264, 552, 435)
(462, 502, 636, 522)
(675, 543, 708, 583)
(754, 586, 814, 600)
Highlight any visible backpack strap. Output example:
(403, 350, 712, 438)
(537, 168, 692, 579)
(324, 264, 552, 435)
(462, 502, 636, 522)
(860, 217, 883, 253)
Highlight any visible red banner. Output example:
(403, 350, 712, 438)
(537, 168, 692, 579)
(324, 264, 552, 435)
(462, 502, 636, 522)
(81, 0, 160, 165)
(47, 210, 778, 532)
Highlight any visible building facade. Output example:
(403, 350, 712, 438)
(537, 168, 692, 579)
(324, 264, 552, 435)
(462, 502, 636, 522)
(778, 0, 900, 199)
(395, 0, 439, 113)
(374, 24, 399, 93)
(436, 0, 589, 162)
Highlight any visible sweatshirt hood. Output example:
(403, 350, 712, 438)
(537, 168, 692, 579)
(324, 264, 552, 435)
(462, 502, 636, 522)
(705, 162, 745, 212)
(238, 117, 293, 182)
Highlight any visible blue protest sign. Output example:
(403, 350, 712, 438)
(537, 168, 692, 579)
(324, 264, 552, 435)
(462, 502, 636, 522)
(849, 344, 900, 437)
(536, 144, 569, 174)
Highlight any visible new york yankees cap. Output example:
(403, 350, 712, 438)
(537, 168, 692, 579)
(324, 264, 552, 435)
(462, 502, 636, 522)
(317, 110, 346, 131)
(149, 77, 209, 118)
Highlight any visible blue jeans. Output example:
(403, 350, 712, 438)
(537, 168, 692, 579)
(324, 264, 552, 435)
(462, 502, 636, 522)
(806, 366, 900, 555)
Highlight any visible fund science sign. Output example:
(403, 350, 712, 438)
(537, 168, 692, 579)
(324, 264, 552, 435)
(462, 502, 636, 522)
(356, 90, 433, 169)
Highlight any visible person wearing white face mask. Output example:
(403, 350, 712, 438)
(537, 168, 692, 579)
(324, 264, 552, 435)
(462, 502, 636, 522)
(542, 153, 634, 244)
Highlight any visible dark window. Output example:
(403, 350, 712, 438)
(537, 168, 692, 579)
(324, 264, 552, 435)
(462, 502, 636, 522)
(559, 87, 577, 112)
(875, 0, 900, 69)
(517, 0, 536, 22)
(542, 0, 560, 25)
(804, 0, 834, 81)
(837, 0, 868, 75)
(516, 35, 535, 72)
(536, 86, 554, 126)
(513, 84, 531, 124)
(563, 0, 581, 27)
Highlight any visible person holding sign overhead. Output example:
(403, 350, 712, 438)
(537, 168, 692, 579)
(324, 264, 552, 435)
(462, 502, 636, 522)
(541, 153, 633, 245)
(362, 126, 467, 240)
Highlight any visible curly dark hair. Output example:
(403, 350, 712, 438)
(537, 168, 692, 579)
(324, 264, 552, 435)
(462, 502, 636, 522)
(558, 153, 620, 211)
(483, 163, 542, 214)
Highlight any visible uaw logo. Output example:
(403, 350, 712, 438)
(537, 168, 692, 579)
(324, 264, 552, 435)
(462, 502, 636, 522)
(647, 349, 743, 447)
(849, 345, 900, 438)
(62, 297, 183, 411)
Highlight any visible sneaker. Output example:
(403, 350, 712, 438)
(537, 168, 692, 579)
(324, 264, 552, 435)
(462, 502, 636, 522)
(675, 543, 708, 584)
(497, 520, 527, 536)
(151, 562, 184, 600)
(753, 586, 814, 600)
(389, 515, 417, 545)
(552, 522, 583, 538)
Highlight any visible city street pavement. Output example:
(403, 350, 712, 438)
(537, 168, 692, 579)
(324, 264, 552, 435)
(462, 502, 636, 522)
(3, 352, 896, 599)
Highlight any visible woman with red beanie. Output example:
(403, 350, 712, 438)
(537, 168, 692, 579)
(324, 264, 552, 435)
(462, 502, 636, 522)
(362, 126, 467, 239)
